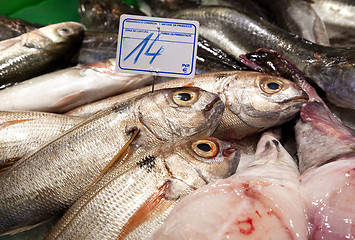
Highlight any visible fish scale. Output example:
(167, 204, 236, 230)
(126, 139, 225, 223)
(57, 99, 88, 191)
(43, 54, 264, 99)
(0, 87, 224, 235)
(44, 136, 239, 240)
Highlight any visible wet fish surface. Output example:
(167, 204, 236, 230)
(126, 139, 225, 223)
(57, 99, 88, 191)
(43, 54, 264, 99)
(45, 136, 239, 240)
(67, 71, 307, 140)
(153, 131, 308, 239)
(0, 87, 224, 235)
(0, 58, 153, 113)
(0, 111, 84, 167)
(171, 6, 355, 110)
(0, 22, 84, 89)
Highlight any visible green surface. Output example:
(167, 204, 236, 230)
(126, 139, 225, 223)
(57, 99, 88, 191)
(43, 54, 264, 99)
(0, 0, 140, 25)
(9, 0, 80, 25)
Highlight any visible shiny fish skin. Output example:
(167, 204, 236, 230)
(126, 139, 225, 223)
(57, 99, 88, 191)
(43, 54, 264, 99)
(0, 59, 153, 113)
(67, 71, 308, 140)
(153, 131, 307, 240)
(0, 111, 84, 166)
(172, 6, 355, 110)
(44, 137, 239, 240)
(0, 87, 224, 235)
(0, 22, 84, 89)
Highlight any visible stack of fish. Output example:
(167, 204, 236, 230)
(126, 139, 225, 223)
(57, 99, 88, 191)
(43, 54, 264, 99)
(0, 0, 354, 239)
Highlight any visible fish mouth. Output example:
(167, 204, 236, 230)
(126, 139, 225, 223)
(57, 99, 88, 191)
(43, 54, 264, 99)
(204, 96, 221, 111)
(281, 95, 309, 103)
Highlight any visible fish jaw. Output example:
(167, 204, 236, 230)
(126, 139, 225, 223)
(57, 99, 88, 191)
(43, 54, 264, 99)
(300, 158, 355, 239)
(295, 100, 355, 172)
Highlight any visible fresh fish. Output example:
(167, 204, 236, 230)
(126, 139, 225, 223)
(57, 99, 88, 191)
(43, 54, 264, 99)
(0, 111, 84, 168)
(252, 0, 330, 45)
(0, 15, 42, 41)
(0, 87, 224, 235)
(67, 71, 308, 140)
(0, 59, 153, 113)
(153, 131, 308, 240)
(78, 0, 146, 31)
(171, 6, 355, 109)
(0, 22, 84, 89)
(44, 136, 239, 240)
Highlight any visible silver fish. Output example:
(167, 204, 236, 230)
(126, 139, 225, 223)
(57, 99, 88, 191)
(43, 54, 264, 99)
(0, 59, 153, 113)
(67, 71, 308, 140)
(0, 86, 224, 235)
(44, 136, 239, 240)
(0, 22, 84, 89)
(171, 6, 355, 109)
(153, 131, 308, 240)
(0, 111, 84, 168)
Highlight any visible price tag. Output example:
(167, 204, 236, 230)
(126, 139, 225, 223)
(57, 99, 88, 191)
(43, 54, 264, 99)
(116, 14, 199, 78)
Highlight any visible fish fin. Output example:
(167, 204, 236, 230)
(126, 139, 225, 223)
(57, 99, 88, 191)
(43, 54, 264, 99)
(0, 157, 22, 174)
(79, 127, 140, 196)
(116, 180, 178, 240)
(0, 118, 35, 130)
(49, 91, 85, 109)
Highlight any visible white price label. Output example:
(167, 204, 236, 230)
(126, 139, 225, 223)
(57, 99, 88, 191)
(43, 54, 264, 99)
(116, 14, 199, 78)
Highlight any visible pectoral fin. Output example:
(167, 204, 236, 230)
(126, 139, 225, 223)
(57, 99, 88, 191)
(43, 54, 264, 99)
(116, 180, 178, 240)
(80, 127, 140, 195)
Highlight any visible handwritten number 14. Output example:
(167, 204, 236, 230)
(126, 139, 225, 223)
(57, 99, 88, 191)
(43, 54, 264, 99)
(124, 32, 164, 64)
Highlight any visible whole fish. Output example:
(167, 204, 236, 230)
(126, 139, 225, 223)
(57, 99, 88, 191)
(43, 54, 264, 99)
(67, 71, 308, 140)
(44, 136, 239, 240)
(78, 0, 146, 31)
(0, 111, 84, 168)
(171, 6, 355, 109)
(0, 87, 224, 235)
(153, 131, 308, 240)
(0, 59, 153, 113)
(0, 22, 84, 89)
(0, 15, 42, 41)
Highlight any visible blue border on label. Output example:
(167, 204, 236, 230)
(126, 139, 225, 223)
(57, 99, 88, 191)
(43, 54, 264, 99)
(118, 17, 197, 76)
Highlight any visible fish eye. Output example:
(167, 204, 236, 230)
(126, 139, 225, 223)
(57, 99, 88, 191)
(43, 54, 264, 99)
(172, 90, 198, 106)
(260, 78, 283, 94)
(57, 27, 73, 36)
(192, 139, 219, 158)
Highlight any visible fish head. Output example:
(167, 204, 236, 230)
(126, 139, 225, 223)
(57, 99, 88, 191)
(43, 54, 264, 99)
(164, 137, 240, 188)
(224, 71, 308, 129)
(23, 22, 84, 50)
(136, 87, 225, 142)
(304, 56, 355, 109)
